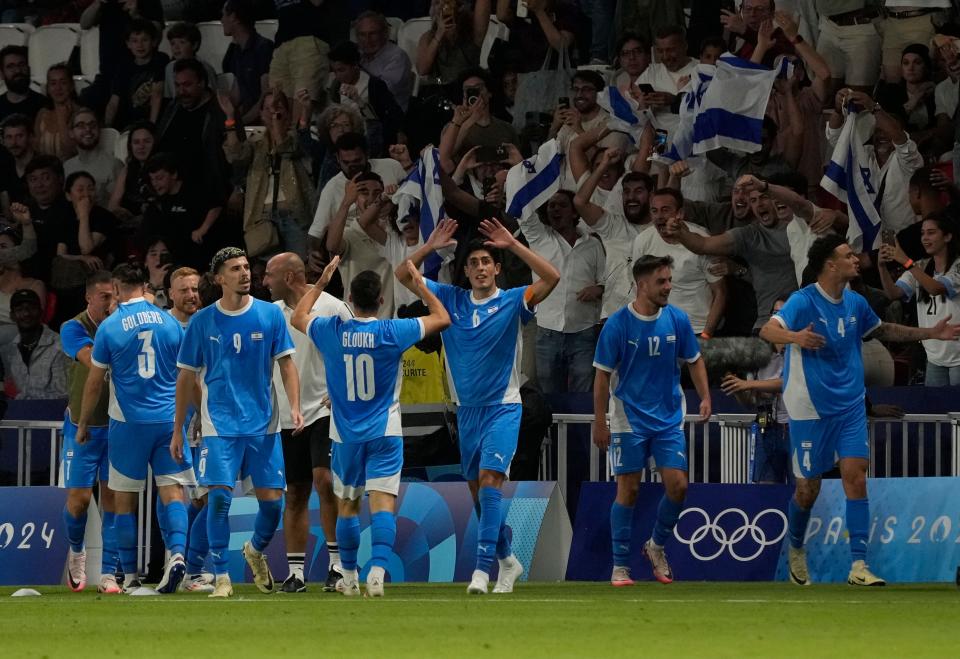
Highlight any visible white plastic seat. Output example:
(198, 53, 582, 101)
(100, 127, 120, 161)
(114, 129, 129, 161)
(480, 16, 509, 70)
(196, 21, 229, 75)
(396, 17, 432, 66)
(79, 27, 99, 82)
(254, 19, 277, 43)
(27, 24, 80, 86)
(0, 23, 34, 49)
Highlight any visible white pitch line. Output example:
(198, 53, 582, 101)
(1, 597, 899, 605)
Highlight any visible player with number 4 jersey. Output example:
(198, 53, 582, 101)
(761, 235, 960, 588)
(293, 257, 450, 597)
(77, 264, 196, 594)
(593, 255, 711, 588)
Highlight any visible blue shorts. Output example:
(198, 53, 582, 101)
(457, 403, 521, 480)
(331, 436, 403, 500)
(107, 420, 196, 493)
(610, 426, 688, 476)
(789, 404, 869, 479)
(61, 412, 109, 489)
(197, 434, 286, 490)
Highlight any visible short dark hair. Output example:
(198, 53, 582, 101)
(126, 120, 156, 159)
(24, 154, 63, 180)
(655, 24, 686, 41)
(459, 66, 493, 91)
(124, 18, 160, 42)
(651, 187, 683, 208)
(65, 171, 96, 192)
(1, 113, 32, 134)
(622, 172, 654, 190)
(572, 70, 605, 92)
(198, 272, 222, 307)
(112, 263, 148, 287)
(173, 58, 208, 86)
(223, 0, 256, 29)
(616, 32, 648, 55)
(806, 234, 849, 278)
(0, 45, 27, 67)
(144, 152, 180, 176)
(910, 167, 937, 195)
(700, 36, 726, 54)
(633, 254, 673, 281)
(334, 131, 368, 154)
(86, 270, 114, 290)
(355, 171, 383, 186)
(329, 40, 361, 66)
(350, 270, 382, 312)
(167, 21, 201, 47)
(464, 238, 501, 265)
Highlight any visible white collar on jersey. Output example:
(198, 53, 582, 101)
(627, 302, 662, 322)
(120, 297, 147, 306)
(352, 316, 377, 323)
(814, 283, 843, 304)
(215, 297, 254, 316)
(470, 287, 501, 305)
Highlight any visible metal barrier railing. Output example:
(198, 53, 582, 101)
(0, 420, 63, 486)
(538, 413, 960, 499)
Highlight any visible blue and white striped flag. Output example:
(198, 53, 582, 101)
(505, 139, 564, 221)
(820, 110, 882, 252)
(598, 86, 652, 143)
(691, 54, 793, 155)
(658, 63, 715, 164)
(392, 146, 445, 277)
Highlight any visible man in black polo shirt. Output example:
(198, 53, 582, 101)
(222, 0, 275, 127)
(0, 46, 49, 123)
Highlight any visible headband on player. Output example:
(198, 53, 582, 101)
(210, 246, 247, 274)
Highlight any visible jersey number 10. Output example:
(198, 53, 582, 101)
(344, 354, 376, 401)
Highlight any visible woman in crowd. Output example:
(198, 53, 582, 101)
(142, 237, 172, 308)
(878, 214, 960, 386)
(108, 121, 157, 225)
(34, 64, 78, 160)
(298, 101, 365, 190)
(876, 44, 938, 152)
(416, 0, 490, 85)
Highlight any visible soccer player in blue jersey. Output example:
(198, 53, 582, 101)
(76, 264, 196, 594)
(593, 254, 711, 587)
(397, 217, 561, 595)
(760, 235, 960, 586)
(170, 247, 304, 598)
(60, 271, 120, 593)
(292, 257, 450, 597)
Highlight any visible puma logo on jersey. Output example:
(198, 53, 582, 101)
(209, 336, 221, 344)
(627, 339, 639, 347)
(494, 453, 505, 463)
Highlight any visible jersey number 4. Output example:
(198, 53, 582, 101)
(344, 354, 376, 402)
(138, 330, 155, 379)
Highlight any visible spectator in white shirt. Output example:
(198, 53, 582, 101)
(518, 190, 606, 393)
(635, 25, 698, 137)
(631, 188, 726, 337)
(63, 108, 123, 208)
(355, 11, 414, 112)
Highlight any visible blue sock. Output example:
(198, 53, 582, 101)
(846, 497, 869, 562)
(370, 511, 396, 569)
(164, 500, 188, 556)
(788, 498, 812, 549)
(476, 486, 502, 574)
(155, 495, 169, 549)
(610, 502, 633, 567)
(206, 489, 232, 575)
(115, 513, 138, 577)
(101, 511, 118, 574)
(496, 522, 513, 560)
(62, 508, 87, 552)
(187, 501, 200, 535)
(186, 504, 208, 574)
(252, 498, 282, 552)
(336, 516, 361, 571)
(652, 495, 684, 547)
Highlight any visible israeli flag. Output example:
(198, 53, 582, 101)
(505, 139, 564, 221)
(658, 63, 715, 164)
(691, 54, 793, 155)
(598, 86, 652, 143)
(820, 110, 883, 251)
(392, 146, 445, 277)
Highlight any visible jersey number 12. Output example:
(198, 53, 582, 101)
(344, 354, 375, 401)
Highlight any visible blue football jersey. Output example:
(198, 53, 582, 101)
(593, 304, 701, 434)
(308, 315, 423, 443)
(176, 298, 295, 437)
(425, 280, 534, 406)
(91, 298, 183, 423)
(61, 317, 94, 360)
(773, 284, 881, 420)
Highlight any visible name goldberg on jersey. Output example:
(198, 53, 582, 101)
(121, 310, 167, 332)
(343, 331, 376, 348)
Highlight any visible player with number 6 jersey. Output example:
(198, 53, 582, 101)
(78, 264, 196, 594)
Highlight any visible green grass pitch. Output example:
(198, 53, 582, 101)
(2, 582, 958, 658)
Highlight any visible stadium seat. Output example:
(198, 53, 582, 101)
(72, 75, 89, 95)
(215, 72, 235, 96)
(79, 27, 99, 82)
(0, 23, 34, 50)
(114, 129, 129, 161)
(158, 24, 173, 57)
(27, 24, 80, 86)
(100, 127, 120, 161)
(254, 19, 277, 43)
(397, 17, 431, 67)
(480, 17, 509, 70)
(576, 64, 614, 83)
(244, 125, 266, 140)
(196, 21, 229, 75)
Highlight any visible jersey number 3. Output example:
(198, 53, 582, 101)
(344, 354, 375, 402)
(137, 330, 155, 379)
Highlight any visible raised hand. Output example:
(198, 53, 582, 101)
(773, 10, 799, 41)
(794, 323, 826, 350)
(426, 218, 459, 250)
(217, 90, 235, 119)
(388, 143, 412, 168)
(316, 255, 341, 290)
(9, 202, 31, 225)
(756, 18, 775, 51)
(343, 174, 361, 206)
(478, 217, 516, 249)
(720, 9, 746, 35)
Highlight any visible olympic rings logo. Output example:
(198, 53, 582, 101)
(673, 507, 788, 562)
